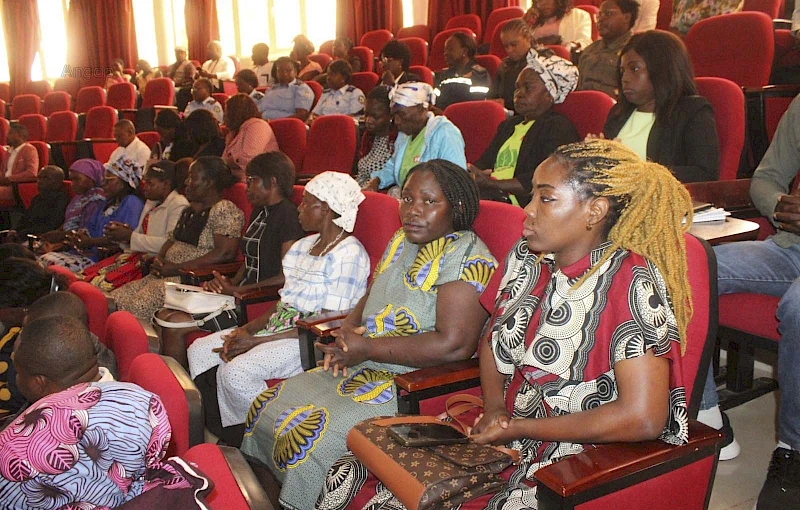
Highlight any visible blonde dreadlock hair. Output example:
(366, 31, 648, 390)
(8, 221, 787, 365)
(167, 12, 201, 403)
(552, 139, 693, 353)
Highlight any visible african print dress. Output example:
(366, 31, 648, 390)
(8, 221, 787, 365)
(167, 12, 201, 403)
(316, 239, 688, 510)
(240, 229, 497, 510)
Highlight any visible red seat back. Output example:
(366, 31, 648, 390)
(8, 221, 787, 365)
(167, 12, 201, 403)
(351, 46, 375, 73)
(106, 82, 137, 110)
(489, 19, 517, 58)
(54, 77, 81, 100)
(352, 191, 402, 276)
(553, 89, 616, 139)
(742, 0, 781, 18)
(545, 44, 572, 60)
(350, 72, 380, 96)
(446, 14, 483, 42)
(0, 83, 10, 103)
(46, 111, 79, 143)
(29, 141, 50, 168)
(129, 353, 203, 457)
(136, 130, 161, 150)
(576, 5, 599, 41)
(360, 29, 394, 55)
(11, 94, 41, 120)
(269, 117, 307, 170)
(222, 182, 253, 234)
(183, 444, 259, 509)
(397, 24, 430, 43)
(291, 184, 305, 206)
(48, 264, 79, 285)
(24, 80, 52, 99)
(221, 80, 238, 97)
(212, 93, 229, 111)
(104, 311, 149, 382)
(84, 106, 118, 138)
(302, 115, 357, 175)
(719, 293, 780, 341)
(397, 37, 429, 67)
(18, 113, 47, 142)
(430, 28, 475, 71)
(309, 53, 333, 70)
(474, 54, 501, 80)
(305, 80, 324, 110)
(141, 77, 175, 108)
(484, 6, 525, 44)
(43, 91, 71, 116)
(409, 65, 434, 86)
(443, 100, 506, 163)
(694, 77, 745, 181)
(656, 0, 673, 29)
(319, 40, 335, 56)
(75, 86, 106, 114)
(68, 281, 108, 340)
(685, 12, 774, 88)
(0, 117, 8, 145)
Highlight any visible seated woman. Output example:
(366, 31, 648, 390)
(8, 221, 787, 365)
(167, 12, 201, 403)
(157, 152, 305, 366)
(40, 157, 145, 272)
(487, 20, 533, 111)
(151, 109, 193, 162)
(104, 58, 130, 90)
(318, 139, 692, 510)
(223, 94, 279, 181)
(315, 36, 363, 87)
(186, 171, 369, 445)
(132, 58, 162, 94)
(432, 31, 492, 112)
(307, 60, 366, 123)
(259, 57, 315, 121)
(355, 86, 398, 187)
(292, 34, 323, 81)
(182, 109, 226, 158)
(600, 31, 719, 182)
(526, 0, 592, 51)
(81, 160, 189, 291)
(240, 160, 498, 510)
(379, 40, 420, 87)
(366, 83, 466, 193)
(470, 50, 580, 206)
(111, 156, 243, 321)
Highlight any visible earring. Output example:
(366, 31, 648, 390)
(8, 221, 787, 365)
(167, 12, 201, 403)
(586, 222, 593, 231)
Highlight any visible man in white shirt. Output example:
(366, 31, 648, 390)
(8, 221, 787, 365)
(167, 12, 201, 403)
(252, 43, 273, 87)
(183, 78, 224, 124)
(107, 120, 151, 169)
(198, 40, 235, 92)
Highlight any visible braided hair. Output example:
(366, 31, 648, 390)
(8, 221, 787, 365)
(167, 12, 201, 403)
(405, 159, 480, 231)
(552, 139, 693, 352)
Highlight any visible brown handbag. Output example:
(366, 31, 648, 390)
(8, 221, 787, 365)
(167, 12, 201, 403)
(346, 395, 518, 510)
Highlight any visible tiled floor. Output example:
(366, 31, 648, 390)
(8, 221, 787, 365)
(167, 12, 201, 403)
(708, 385, 780, 509)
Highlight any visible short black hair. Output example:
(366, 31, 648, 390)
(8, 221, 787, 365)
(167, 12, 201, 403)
(154, 108, 182, 130)
(184, 109, 220, 144)
(27, 291, 88, 325)
(16, 316, 96, 385)
(192, 156, 238, 191)
(193, 77, 213, 93)
(271, 56, 300, 81)
(148, 159, 179, 189)
(381, 40, 411, 71)
(236, 68, 259, 89)
(245, 151, 296, 199)
(449, 32, 477, 60)
(9, 123, 28, 140)
(367, 85, 391, 110)
(0, 244, 35, 262)
(334, 36, 355, 52)
(0, 258, 63, 308)
(405, 159, 480, 231)
(611, 0, 640, 29)
(328, 59, 353, 83)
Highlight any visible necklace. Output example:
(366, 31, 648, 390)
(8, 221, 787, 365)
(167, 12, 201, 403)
(310, 228, 346, 257)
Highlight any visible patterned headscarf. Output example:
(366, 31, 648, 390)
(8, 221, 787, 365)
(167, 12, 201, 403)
(305, 171, 365, 233)
(389, 81, 436, 108)
(105, 155, 143, 190)
(525, 49, 579, 105)
(69, 159, 106, 187)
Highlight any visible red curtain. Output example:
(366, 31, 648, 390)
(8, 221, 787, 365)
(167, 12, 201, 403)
(66, 0, 138, 87)
(2, 0, 40, 97)
(337, 0, 403, 43)
(428, 0, 522, 36)
(185, 0, 220, 64)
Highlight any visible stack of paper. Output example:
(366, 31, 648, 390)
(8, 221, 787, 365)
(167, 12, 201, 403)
(693, 207, 731, 223)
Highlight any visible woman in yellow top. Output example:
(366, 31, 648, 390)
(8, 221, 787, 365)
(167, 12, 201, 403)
(469, 48, 580, 206)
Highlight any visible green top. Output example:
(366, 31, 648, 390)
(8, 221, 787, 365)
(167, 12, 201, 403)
(617, 110, 655, 162)
(491, 120, 535, 205)
(398, 126, 427, 187)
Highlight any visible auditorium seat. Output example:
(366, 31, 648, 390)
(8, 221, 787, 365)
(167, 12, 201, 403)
(398, 37, 429, 67)
(18, 113, 47, 141)
(83, 106, 118, 138)
(45, 111, 79, 142)
(397, 24, 430, 43)
(360, 29, 394, 55)
(445, 13, 483, 42)
(430, 28, 476, 71)
(68, 281, 108, 339)
(29, 141, 50, 169)
(489, 19, 515, 58)
(309, 53, 332, 70)
(300, 115, 357, 177)
(24, 80, 52, 99)
(552, 89, 616, 139)
(483, 6, 525, 45)
(444, 101, 507, 163)
(351, 46, 374, 73)
(222, 182, 254, 233)
(656, 0, 673, 29)
(0, 117, 8, 145)
(136, 130, 161, 150)
(475, 54, 501, 80)
(350, 72, 380, 96)
(409, 65, 434, 86)
(11, 94, 41, 120)
(305, 80, 323, 110)
(106, 82, 137, 111)
(141, 77, 175, 108)
(0, 83, 9, 103)
(743, 0, 782, 18)
(104, 311, 149, 382)
(269, 117, 306, 170)
(695, 77, 746, 180)
(319, 39, 335, 56)
(42, 91, 71, 116)
(75, 86, 106, 114)
(576, 4, 600, 41)
(54, 77, 80, 100)
(545, 44, 572, 60)
(212, 93, 229, 111)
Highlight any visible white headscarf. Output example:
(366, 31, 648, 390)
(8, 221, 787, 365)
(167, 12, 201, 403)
(524, 48, 579, 105)
(305, 171, 365, 233)
(389, 81, 436, 108)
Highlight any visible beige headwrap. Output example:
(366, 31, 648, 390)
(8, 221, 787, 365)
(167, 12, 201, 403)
(525, 48, 579, 105)
(305, 171, 365, 233)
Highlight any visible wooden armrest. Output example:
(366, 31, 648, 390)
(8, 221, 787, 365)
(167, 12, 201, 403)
(685, 179, 754, 211)
(234, 284, 282, 301)
(774, 18, 792, 29)
(119, 108, 138, 114)
(296, 309, 352, 330)
(84, 138, 117, 143)
(153, 105, 178, 110)
(534, 421, 723, 498)
(395, 358, 480, 393)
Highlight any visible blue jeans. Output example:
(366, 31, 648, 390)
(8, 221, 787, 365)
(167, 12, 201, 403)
(701, 240, 800, 449)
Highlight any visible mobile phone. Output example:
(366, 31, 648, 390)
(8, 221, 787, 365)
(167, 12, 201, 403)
(387, 423, 468, 447)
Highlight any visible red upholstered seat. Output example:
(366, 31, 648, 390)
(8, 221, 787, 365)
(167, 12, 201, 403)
(29, 141, 50, 168)
(11, 94, 41, 120)
(685, 11, 774, 88)
(68, 281, 108, 340)
(309, 53, 332, 70)
(46, 111, 79, 142)
(0, 117, 8, 146)
(18, 113, 47, 142)
(397, 24, 430, 43)
(353, 191, 402, 278)
(305, 80, 323, 110)
(719, 293, 780, 341)
(489, 19, 515, 58)
(43, 91, 71, 116)
(443, 100, 506, 164)
(409, 65, 434, 86)
(104, 311, 149, 382)
(552, 89, 616, 139)
(48, 264, 79, 285)
(656, 0, 673, 29)
(212, 93, 228, 111)
(397, 37, 429, 67)
(24, 80, 52, 99)
(221, 80, 238, 97)
(360, 29, 394, 55)
(351, 46, 375, 73)
(445, 14, 483, 42)
(75, 86, 106, 114)
(222, 182, 253, 235)
(106, 82, 137, 110)
(300, 114, 357, 176)
(576, 4, 600, 41)
(54, 77, 81, 101)
(183, 444, 273, 509)
(430, 28, 475, 71)
(742, 0, 782, 18)
(474, 54, 501, 80)
(319, 40, 335, 56)
(350, 72, 380, 96)
(141, 77, 175, 108)
(83, 105, 118, 138)
(269, 117, 307, 170)
(545, 44, 571, 60)
(129, 353, 203, 458)
(483, 6, 525, 44)
(695, 77, 745, 180)
(0, 83, 10, 103)
(136, 130, 161, 150)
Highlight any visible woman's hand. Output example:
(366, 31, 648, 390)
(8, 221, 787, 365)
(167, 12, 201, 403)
(316, 325, 368, 377)
(584, 132, 605, 142)
(362, 178, 380, 192)
(104, 221, 133, 243)
(470, 407, 514, 446)
(203, 270, 237, 295)
(150, 256, 180, 277)
(65, 229, 92, 249)
(468, 164, 495, 189)
(218, 327, 260, 362)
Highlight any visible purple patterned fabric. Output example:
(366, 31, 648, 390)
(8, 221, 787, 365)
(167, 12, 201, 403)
(0, 381, 179, 509)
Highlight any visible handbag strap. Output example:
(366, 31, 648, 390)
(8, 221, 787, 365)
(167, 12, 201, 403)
(152, 308, 226, 329)
(445, 394, 484, 434)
